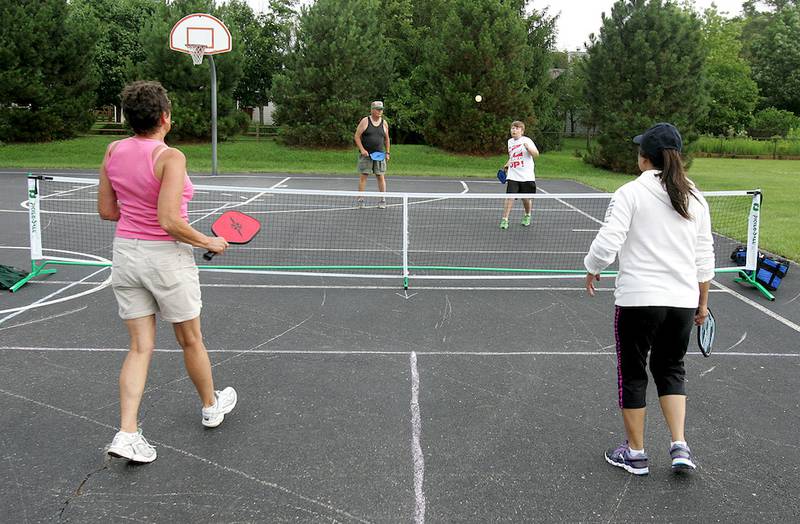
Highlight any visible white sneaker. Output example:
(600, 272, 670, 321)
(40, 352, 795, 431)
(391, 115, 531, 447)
(202, 387, 238, 428)
(107, 430, 157, 463)
(378, 199, 387, 209)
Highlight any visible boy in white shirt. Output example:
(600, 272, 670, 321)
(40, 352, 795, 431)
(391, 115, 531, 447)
(500, 121, 539, 230)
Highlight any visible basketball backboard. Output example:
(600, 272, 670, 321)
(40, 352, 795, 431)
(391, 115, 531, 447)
(169, 13, 232, 61)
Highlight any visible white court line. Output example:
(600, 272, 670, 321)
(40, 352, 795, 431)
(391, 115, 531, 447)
(537, 187, 604, 226)
(0, 266, 109, 325)
(188, 176, 291, 225)
(0, 388, 370, 523)
(409, 352, 426, 524)
(0, 247, 111, 316)
(2, 347, 798, 357)
(711, 279, 800, 334)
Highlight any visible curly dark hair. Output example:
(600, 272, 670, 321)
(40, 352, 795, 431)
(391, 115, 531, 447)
(121, 81, 171, 135)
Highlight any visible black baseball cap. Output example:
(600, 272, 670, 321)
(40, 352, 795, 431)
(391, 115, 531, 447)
(633, 123, 682, 159)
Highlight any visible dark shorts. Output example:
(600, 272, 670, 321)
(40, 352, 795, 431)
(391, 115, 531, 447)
(614, 306, 695, 409)
(506, 180, 536, 194)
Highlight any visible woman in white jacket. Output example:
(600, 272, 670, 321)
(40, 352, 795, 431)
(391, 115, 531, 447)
(584, 123, 714, 476)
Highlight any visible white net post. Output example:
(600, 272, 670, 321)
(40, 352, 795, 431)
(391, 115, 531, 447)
(27, 176, 43, 262)
(403, 195, 409, 289)
(745, 191, 762, 270)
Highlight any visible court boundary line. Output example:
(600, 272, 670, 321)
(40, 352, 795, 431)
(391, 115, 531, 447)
(409, 352, 426, 524)
(2, 346, 798, 357)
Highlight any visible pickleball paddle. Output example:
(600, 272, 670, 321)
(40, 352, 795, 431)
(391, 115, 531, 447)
(697, 307, 716, 357)
(203, 210, 261, 261)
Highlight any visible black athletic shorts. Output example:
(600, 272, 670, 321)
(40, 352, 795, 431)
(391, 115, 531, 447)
(614, 306, 695, 409)
(506, 180, 536, 194)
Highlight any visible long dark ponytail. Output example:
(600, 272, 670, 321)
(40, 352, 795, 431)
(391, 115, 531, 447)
(644, 148, 694, 220)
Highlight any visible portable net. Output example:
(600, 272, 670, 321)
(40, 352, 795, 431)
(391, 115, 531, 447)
(25, 176, 761, 286)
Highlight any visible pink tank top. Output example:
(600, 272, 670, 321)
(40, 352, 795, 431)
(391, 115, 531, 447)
(105, 136, 193, 241)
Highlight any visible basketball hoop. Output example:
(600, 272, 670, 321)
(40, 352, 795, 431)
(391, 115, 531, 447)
(188, 44, 207, 65)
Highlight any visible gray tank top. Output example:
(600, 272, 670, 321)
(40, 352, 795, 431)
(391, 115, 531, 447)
(361, 117, 385, 153)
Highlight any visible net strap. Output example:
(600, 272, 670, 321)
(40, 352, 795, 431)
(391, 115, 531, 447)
(188, 44, 207, 65)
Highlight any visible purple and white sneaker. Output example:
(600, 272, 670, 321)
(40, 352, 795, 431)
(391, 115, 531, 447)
(670, 442, 697, 471)
(605, 441, 649, 475)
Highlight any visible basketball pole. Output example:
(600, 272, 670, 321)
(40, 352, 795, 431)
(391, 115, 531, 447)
(209, 55, 218, 176)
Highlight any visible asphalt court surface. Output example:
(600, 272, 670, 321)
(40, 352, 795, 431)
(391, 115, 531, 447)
(1, 170, 799, 522)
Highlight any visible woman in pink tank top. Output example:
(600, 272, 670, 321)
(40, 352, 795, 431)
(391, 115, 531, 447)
(97, 81, 237, 463)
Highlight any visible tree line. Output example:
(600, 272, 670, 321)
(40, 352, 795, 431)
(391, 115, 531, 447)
(1, 0, 799, 173)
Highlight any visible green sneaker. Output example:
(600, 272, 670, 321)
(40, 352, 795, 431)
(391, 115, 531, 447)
(499, 218, 509, 230)
(521, 214, 531, 227)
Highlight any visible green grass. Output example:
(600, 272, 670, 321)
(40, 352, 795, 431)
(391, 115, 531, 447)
(1, 135, 797, 261)
(689, 135, 800, 158)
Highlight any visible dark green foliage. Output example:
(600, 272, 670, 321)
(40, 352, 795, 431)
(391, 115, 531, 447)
(553, 56, 589, 136)
(224, 0, 294, 114)
(748, 107, 800, 137)
(416, 0, 542, 154)
(700, 8, 758, 135)
(584, 0, 708, 173)
(0, 0, 98, 141)
(131, 0, 245, 141)
(743, 2, 800, 114)
(272, 0, 394, 147)
(72, 0, 158, 111)
(522, 7, 562, 152)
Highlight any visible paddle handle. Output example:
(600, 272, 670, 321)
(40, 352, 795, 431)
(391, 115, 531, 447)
(203, 250, 216, 261)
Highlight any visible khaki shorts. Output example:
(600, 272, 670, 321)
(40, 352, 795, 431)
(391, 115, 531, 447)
(111, 237, 202, 323)
(357, 154, 387, 175)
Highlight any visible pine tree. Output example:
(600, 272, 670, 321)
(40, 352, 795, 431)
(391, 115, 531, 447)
(418, 0, 536, 154)
(272, 0, 394, 147)
(72, 0, 158, 113)
(585, 0, 708, 173)
(0, 0, 98, 141)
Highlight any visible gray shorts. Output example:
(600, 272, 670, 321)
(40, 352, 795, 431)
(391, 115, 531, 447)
(357, 154, 387, 175)
(111, 237, 202, 323)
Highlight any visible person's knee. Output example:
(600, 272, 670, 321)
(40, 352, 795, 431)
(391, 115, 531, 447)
(129, 340, 155, 355)
(174, 320, 203, 349)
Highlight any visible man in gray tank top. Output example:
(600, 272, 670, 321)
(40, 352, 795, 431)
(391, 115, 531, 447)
(354, 100, 391, 208)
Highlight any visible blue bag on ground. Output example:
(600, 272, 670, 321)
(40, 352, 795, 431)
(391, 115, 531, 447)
(730, 245, 748, 266)
(755, 255, 790, 291)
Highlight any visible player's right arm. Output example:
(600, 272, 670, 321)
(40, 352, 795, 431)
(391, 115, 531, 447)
(354, 117, 369, 157)
(98, 142, 120, 221)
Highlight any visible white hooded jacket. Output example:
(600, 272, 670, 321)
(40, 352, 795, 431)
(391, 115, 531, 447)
(584, 170, 715, 308)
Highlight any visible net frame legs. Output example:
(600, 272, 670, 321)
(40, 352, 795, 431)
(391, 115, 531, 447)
(9, 260, 57, 293)
(733, 270, 776, 301)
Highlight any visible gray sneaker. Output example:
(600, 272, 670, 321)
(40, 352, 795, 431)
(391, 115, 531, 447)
(356, 198, 365, 209)
(670, 442, 697, 471)
(202, 387, 238, 428)
(378, 199, 387, 209)
(605, 440, 649, 475)
(107, 430, 157, 463)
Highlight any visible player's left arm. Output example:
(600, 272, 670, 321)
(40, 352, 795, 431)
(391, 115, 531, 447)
(526, 138, 540, 159)
(383, 120, 391, 160)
